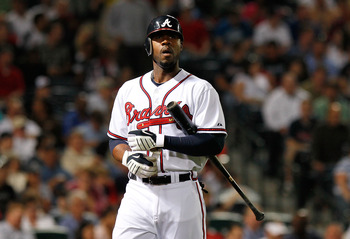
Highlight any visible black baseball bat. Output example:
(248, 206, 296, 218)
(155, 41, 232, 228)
(166, 101, 265, 221)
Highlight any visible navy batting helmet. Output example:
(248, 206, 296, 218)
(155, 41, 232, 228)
(144, 15, 183, 56)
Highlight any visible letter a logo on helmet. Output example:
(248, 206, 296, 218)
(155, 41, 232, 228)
(161, 18, 172, 28)
(144, 15, 183, 56)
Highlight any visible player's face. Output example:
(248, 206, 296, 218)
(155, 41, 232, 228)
(151, 31, 182, 70)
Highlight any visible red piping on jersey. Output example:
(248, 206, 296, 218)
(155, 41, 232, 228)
(136, 117, 175, 129)
(107, 130, 127, 141)
(160, 74, 192, 110)
(195, 181, 206, 239)
(140, 75, 152, 110)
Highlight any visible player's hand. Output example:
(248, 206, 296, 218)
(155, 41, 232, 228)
(128, 130, 164, 151)
(122, 151, 157, 178)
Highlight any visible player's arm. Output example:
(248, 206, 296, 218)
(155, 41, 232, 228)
(128, 130, 225, 156)
(109, 138, 158, 178)
(109, 138, 130, 163)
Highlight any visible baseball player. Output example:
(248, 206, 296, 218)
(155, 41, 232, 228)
(107, 15, 227, 239)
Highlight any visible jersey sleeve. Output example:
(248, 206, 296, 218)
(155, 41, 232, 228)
(192, 84, 227, 135)
(107, 86, 128, 141)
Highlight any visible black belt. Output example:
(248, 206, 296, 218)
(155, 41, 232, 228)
(130, 173, 192, 185)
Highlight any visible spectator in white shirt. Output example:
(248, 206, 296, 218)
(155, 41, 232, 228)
(262, 72, 310, 178)
(253, 7, 292, 53)
(25, 13, 48, 50)
(0, 201, 34, 239)
(5, 0, 33, 47)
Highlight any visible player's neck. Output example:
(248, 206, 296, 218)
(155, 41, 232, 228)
(152, 66, 181, 84)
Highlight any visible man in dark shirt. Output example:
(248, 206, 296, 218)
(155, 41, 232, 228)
(311, 102, 349, 213)
(285, 99, 317, 208)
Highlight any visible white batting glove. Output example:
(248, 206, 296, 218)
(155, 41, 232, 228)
(128, 130, 165, 151)
(122, 151, 158, 178)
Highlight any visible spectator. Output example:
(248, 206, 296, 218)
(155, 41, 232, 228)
(240, 0, 266, 27)
(262, 72, 309, 178)
(5, 0, 32, 47)
(311, 102, 349, 217)
(30, 97, 62, 145)
(0, 46, 25, 101)
(312, 81, 350, 123)
(76, 221, 95, 239)
(288, 26, 316, 58)
(263, 222, 288, 239)
(340, 48, 350, 81)
(0, 132, 14, 158)
(38, 20, 71, 78)
(0, 96, 41, 138)
(49, 192, 69, 224)
(86, 77, 115, 116)
(0, 21, 17, 50)
(286, 57, 309, 83)
(233, 56, 272, 128)
(225, 224, 243, 239)
(59, 189, 97, 239)
(61, 129, 96, 176)
(0, 156, 16, 220)
(102, 0, 156, 76)
(76, 110, 108, 151)
(69, 0, 104, 23)
(301, 66, 328, 101)
(21, 195, 57, 234)
(6, 155, 27, 194)
(308, 0, 337, 32)
(25, 13, 48, 50)
(284, 99, 317, 207)
(37, 144, 72, 192)
(178, 4, 211, 60)
(242, 205, 264, 239)
(323, 222, 344, 239)
(326, 28, 348, 73)
(304, 38, 338, 78)
(27, 0, 57, 22)
(65, 167, 110, 216)
(284, 209, 321, 239)
(287, 4, 318, 43)
(0, 201, 34, 239)
(213, 7, 252, 54)
(253, 7, 292, 53)
(11, 115, 38, 163)
(62, 92, 89, 140)
(33, 75, 52, 101)
(94, 206, 116, 239)
(214, 41, 248, 117)
(333, 152, 350, 226)
(21, 164, 53, 212)
(260, 41, 289, 86)
(72, 23, 103, 90)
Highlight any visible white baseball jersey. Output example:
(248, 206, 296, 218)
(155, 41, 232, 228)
(108, 69, 227, 174)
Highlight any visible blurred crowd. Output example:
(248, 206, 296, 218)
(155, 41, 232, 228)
(0, 0, 350, 238)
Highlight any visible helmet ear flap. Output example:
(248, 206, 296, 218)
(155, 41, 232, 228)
(144, 37, 152, 56)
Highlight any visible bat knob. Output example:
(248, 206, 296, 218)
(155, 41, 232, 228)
(255, 212, 265, 221)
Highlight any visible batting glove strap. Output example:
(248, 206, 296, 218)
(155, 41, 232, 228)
(155, 134, 165, 148)
(122, 151, 158, 178)
(128, 130, 164, 151)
